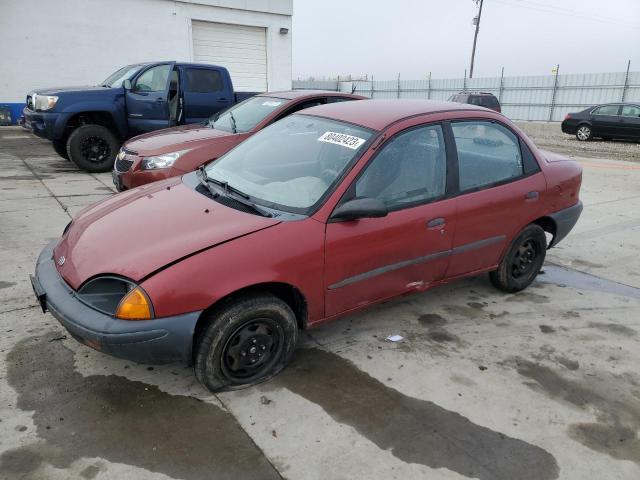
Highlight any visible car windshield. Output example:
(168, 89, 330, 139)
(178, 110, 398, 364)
(101, 65, 142, 88)
(209, 96, 291, 133)
(205, 114, 373, 214)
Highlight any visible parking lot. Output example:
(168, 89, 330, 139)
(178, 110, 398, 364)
(1, 124, 640, 480)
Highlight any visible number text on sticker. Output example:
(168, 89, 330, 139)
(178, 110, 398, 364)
(318, 131, 366, 150)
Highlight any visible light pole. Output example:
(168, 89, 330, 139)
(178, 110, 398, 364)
(469, 0, 484, 79)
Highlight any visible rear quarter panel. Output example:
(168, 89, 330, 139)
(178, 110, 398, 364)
(538, 153, 583, 212)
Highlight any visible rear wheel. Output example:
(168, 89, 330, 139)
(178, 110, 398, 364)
(194, 294, 298, 392)
(489, 224, 547, 293)
(576, 124, 592, 141)
(67, 124, 120, 173)
(52, 139, 69, 160)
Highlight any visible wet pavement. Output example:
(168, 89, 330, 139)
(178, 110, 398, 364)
(1, 127, 640, 479)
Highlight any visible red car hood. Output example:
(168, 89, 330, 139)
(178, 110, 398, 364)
(125, 124, 235, 156)
(54, 178, 280, 289)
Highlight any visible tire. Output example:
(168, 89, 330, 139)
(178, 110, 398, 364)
(489, 224, 547, 293)
(52, 139, 69, 160)
(194, 293, 298, 392)
(66, 124, 120, 173)
(575, 124, 592, 141)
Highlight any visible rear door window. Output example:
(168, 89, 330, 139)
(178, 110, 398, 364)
(593, 105, 620, 115)
(185, 68, 223, 93)
(621, 105, 640, 117)
(451, 121, 524, 191)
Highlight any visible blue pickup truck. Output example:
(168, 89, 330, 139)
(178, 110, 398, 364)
(21, 61, 256, 172)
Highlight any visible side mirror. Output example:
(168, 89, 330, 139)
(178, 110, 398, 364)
(330, 197, 388, 222)
(123, 79, 132, 90)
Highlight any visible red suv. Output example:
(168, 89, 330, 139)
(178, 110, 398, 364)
(32, 100, 582, 392)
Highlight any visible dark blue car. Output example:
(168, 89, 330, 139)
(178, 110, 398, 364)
(21, 61, 257, 172)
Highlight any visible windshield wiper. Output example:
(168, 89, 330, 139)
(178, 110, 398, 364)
(197, 167, 271, 217)
(228, 111, 238, 134)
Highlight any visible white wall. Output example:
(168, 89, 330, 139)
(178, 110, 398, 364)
(0, 0, 292, 103)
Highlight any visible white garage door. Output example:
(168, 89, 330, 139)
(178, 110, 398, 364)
(192, 20, 267, 92)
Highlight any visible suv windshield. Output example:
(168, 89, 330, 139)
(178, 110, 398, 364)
(205, 114, 373, 214)
(101, 64, 143, 88)
(209, 96, 291, 133)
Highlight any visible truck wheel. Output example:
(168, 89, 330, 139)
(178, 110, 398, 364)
(67, 125, 119, 173)
(489, 224, 547, 293)
(194, 293, 298, 393)
(52, 139, 69, 160)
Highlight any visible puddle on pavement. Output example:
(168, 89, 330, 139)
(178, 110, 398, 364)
(1, 333, 280, 480)
(271, 348, 559, 480)
(539, 264, 640, 299)
(513, 358, 640, 464)
(0, 281, 16, 290)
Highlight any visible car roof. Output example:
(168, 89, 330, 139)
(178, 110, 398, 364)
(259, 90, 365, 100)
(454, 91, 497, 96)
(298, 99, 488, 131)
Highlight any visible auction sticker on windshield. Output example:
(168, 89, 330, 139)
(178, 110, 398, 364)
(262, 101, 282, 107)
(318, 132, 366, 150)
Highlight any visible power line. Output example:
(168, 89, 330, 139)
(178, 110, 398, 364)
(491, 0, 640, 29)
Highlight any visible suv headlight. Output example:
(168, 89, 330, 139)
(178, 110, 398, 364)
(141, 150, 189, 170)
(33, 94, 59, 111)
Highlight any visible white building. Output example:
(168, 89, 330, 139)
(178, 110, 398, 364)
(0, 0, 293, 124)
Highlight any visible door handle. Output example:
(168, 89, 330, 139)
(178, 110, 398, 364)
(525, 191, 539, 200)
(426, 217, 445, 228)
(155, 98, 165, 103)
(218, 98, 229, 103)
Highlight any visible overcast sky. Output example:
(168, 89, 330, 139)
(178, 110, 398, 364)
(291, 0, 640, 80)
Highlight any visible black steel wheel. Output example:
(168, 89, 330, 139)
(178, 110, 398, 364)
(511, 239, 539, 279)
(194, 293, 298, 392)
(66, 124, 120, 173)
(490, 224, 547, 293)
(221, 318, 284, 382)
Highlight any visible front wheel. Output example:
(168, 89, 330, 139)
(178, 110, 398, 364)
(67, 124, 120, 173)
(194, 294, 298, 392)
(489, 224, 547, 293)
(575, 124, 592, 141)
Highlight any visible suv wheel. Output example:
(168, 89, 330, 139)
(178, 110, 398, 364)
(194, 294, 298, 392)
(67, 124, 119, 173)
(489, 224, 547, 293)
(52, 139, 69, 160)
(576, 124, 592, 141)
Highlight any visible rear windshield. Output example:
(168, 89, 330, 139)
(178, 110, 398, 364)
(471, 95, 499, 108)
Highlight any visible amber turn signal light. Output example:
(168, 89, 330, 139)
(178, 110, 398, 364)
(115, 287, 153, 320)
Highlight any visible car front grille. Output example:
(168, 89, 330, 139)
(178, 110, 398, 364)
(115, 158, 134, 172)
(114, 147, 138, 172)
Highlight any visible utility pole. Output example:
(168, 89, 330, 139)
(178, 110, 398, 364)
(469, 0, 483, 79)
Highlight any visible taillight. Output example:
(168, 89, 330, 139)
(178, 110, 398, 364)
(564, 114, 571, 120)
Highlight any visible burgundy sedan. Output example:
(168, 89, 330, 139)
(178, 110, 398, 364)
(112, 90, 364, 191)
(32, 100, 582, 392)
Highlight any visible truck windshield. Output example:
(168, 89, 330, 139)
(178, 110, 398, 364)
(101, 65, 142, 88)
(205, 114, 373, 214)
(209, 96, 291, 133)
